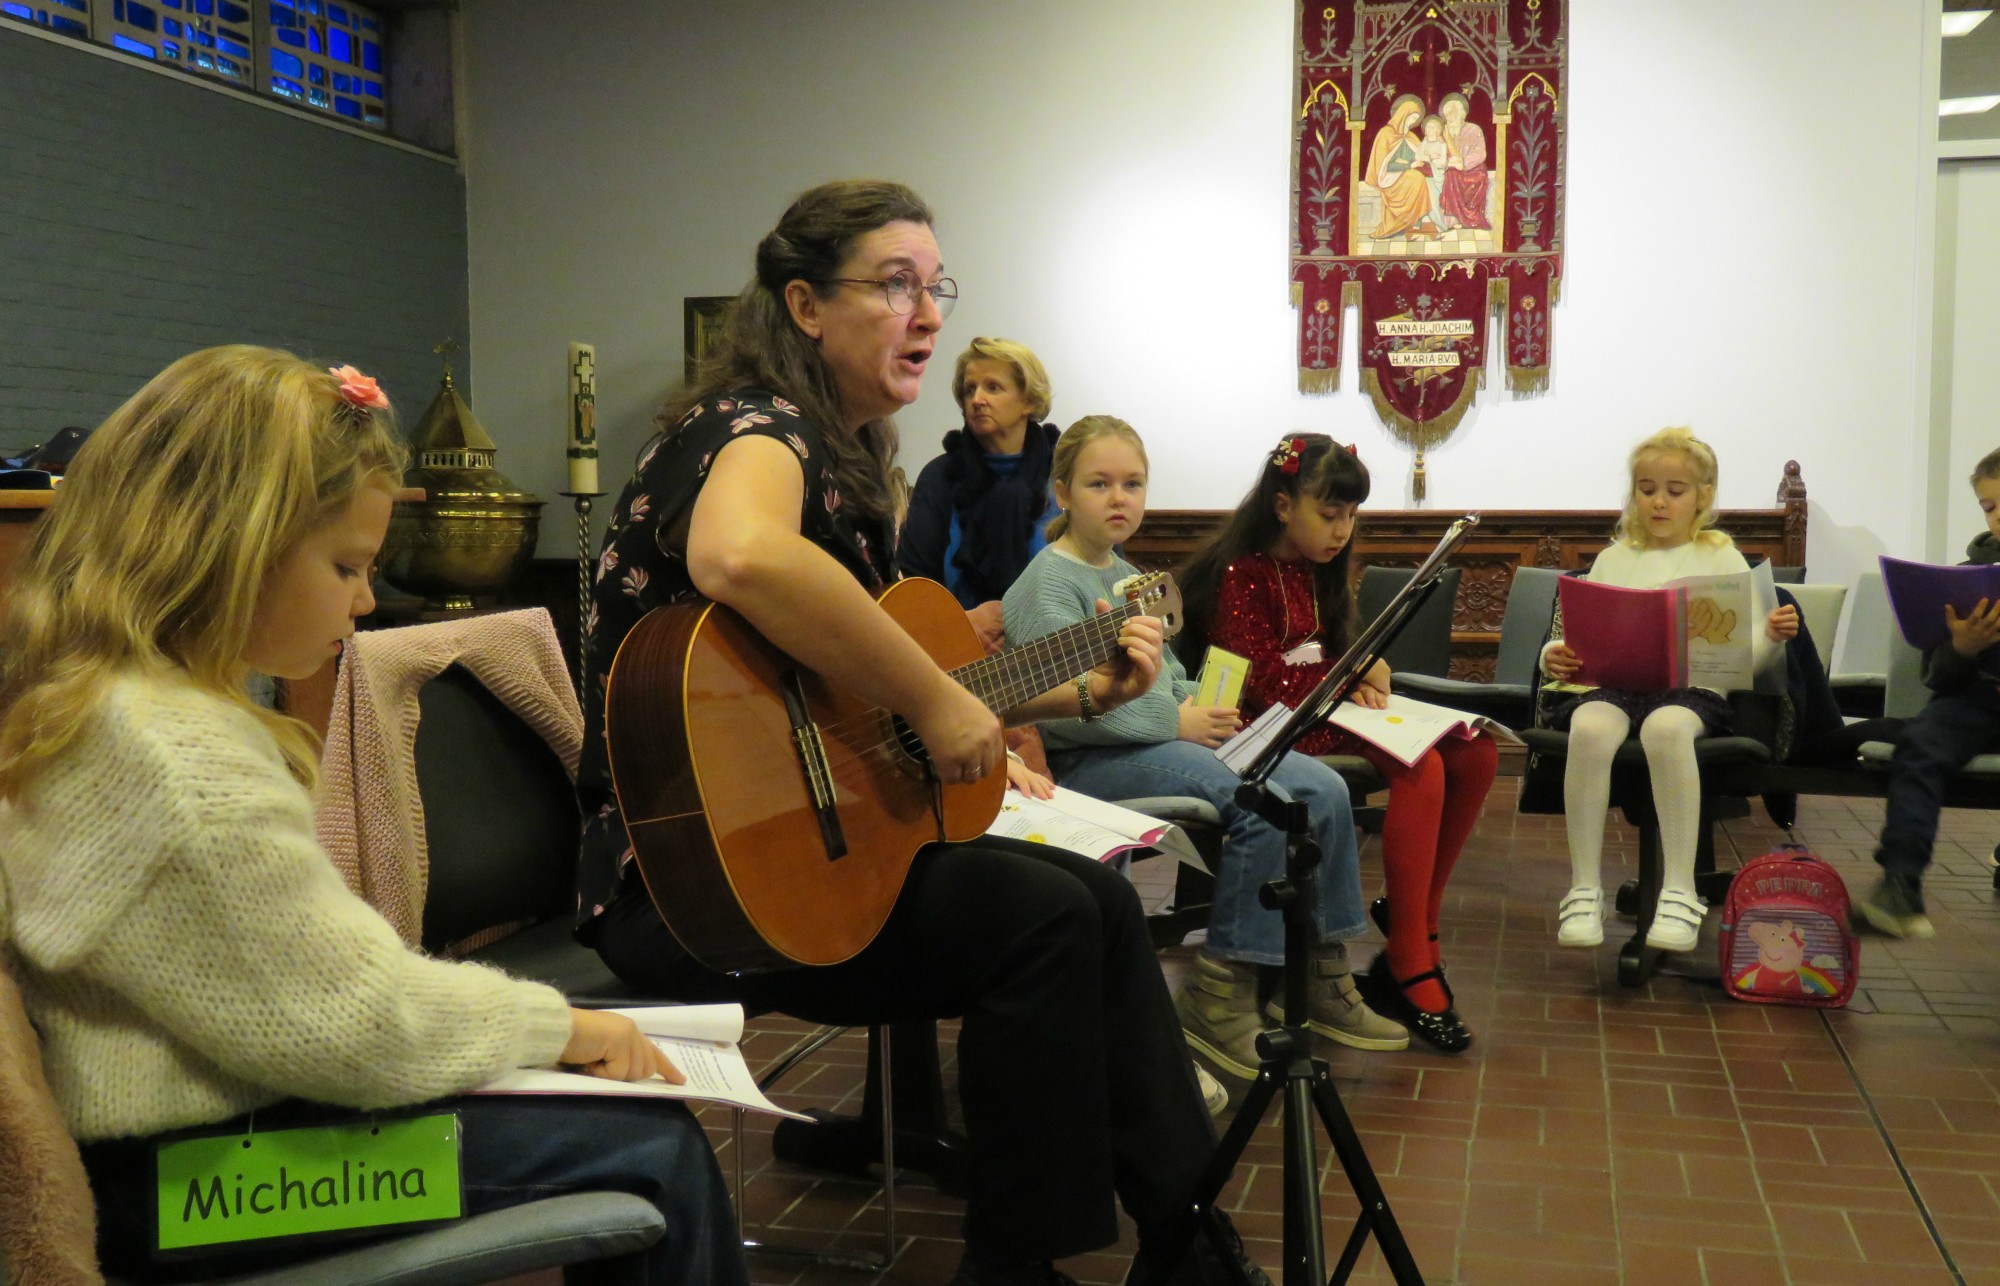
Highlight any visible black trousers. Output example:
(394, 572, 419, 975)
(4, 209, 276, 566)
(593, 837, 1215, 1262)
(1877, 684, 2000, 877)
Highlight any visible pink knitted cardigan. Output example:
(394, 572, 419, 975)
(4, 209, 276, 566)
(312, 609, 582, 947)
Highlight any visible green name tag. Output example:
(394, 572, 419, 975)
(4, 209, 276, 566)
(155, 1113, 463, 1251)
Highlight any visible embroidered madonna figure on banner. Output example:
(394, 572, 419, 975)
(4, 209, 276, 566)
(1291, 0, 1566, 498)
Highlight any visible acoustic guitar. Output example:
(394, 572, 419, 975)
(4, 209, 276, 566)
(605, 573, 1182, 974)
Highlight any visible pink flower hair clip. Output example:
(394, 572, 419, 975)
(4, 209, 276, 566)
(328, 365, 389, 411)
(1271, 437, 1307, 475)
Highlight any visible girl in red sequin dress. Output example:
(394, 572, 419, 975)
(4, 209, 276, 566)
(1179, 435, 1497, 1052)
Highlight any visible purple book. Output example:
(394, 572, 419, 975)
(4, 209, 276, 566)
(1879, 555, 2000, 651)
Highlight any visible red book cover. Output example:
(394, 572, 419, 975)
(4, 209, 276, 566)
(1557, 577, 1685, 691)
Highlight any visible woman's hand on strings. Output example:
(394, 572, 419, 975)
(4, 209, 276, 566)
(563, 1008, 684, 1084)
(910, 678, 1006, 784)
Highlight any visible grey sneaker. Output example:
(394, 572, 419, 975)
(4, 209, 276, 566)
(1174, 953, 1269, 1080)
(1264, 941, 1409, 1051)
(1853, 872, 1936, 940)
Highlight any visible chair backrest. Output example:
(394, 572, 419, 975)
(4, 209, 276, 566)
(1787, 584, 1849, 674)
(1355, 565, 1463, 678)
(1882, 630, 1930, 720)
(413, 665, 580, 955)
(1494, 566, 1562, 687)
(1836, 570, 1891, 678)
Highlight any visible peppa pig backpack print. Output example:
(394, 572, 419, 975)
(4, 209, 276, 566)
(1718, 846, 1860, 1008)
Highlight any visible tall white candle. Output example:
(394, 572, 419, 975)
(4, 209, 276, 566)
(567, 342, 598, 494)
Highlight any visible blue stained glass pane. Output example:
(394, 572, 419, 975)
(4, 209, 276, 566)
(270, 49, 300, 75)
(189, 26, 212, 45)
(307, 62, 324, 84)
(275, 26, 300, 45)
(1, 4, 34, 18)
(163, 17, 179, 34)
(328, 27, 348, 62)
(268, 0, 292, 22)
(327, 2, 344, 23)
(307, 25, 319, 53)
(51, 11, 83, 30)
(53, 0, 84, 8)
(308, 87, 329, 108)
(191, 0, 209, 12)
(128, 1, 156, 28)
(162, 38, 177, 55)
(112, 0, 123, 18)
(271, 74, 302, 97)
(218, 35, 246, 55)
(361, 39, 379, 72)
(159, 0, 180, 8)
(218, 0, 245, 19)
(305, 0, 317, 11)
(334, 95, 360, 119)
(362, 77, 380, 98)
(360, 15, 376, 31)
(332, 71, 349, 91)
(110, 32, 156, 55)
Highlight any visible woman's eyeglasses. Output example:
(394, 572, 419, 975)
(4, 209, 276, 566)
(821, 269, 959, 320)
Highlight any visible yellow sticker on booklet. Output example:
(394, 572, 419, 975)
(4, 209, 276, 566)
(1195, 646, 1250, 709)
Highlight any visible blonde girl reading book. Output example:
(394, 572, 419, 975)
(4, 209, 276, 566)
(1177, 435, 1496, 1054)
(1542, 428, 1798, 952)
(0, 347, 744, 1283)
(1002, 417, 1409, 1084)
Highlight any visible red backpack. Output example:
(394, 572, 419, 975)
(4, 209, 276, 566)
(1717, 847, 1860, 1007)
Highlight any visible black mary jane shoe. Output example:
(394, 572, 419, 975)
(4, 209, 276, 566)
(1367, 897, 1455, 1004)
(1365, 952, 1473, 1055)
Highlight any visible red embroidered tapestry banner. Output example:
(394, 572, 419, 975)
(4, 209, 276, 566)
(1291, 0, 1565, 496)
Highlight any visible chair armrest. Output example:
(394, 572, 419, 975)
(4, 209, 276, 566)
(1111, 797, 1224, 828)
(1389, 675, 1533, 727)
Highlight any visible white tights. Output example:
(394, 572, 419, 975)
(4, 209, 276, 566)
(1563, 702, 1705, 897)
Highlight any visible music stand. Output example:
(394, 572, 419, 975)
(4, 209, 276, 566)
(1171, 514, 1481, 1286)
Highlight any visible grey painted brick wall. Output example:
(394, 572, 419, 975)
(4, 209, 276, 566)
(0, 24, 469, 449)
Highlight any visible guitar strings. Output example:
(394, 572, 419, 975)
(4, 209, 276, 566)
(801, 608, 1143, 776)
(799, 600, 1142, 747)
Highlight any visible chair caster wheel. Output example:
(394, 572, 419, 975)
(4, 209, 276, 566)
(1617, 939, 1648, 987)
(1615, 881, 1639, 918)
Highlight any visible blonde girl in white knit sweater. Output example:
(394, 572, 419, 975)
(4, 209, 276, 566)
(1540, 428, 1799, 953)
(0, 346, 746, 1284)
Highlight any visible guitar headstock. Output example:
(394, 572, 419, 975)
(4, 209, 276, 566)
(1113, 571, 1184, 639)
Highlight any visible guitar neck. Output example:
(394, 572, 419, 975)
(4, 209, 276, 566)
(951, 601, 1144, 714)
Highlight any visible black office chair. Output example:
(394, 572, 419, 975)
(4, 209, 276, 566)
(1394, 565, 1560, 728)
(1514, 582, 1782, 986)
(1355, 565, 1463, 678)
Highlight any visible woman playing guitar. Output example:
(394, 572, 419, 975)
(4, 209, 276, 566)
(575, 181, 1268, 1286)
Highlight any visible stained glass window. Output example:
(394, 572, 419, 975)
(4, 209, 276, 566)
(264, 0, 384, 129)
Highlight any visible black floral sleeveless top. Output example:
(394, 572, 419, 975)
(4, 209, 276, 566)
(574, 390, 894, 939)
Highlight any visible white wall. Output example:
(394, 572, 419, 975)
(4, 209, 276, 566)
(1937, 160, 2000, 552)
(461, 0, 1933, 587)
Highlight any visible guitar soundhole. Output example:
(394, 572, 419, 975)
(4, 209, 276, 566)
(889, 715, 932, 773)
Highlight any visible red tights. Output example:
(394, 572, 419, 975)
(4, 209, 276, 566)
(1331, 732, 1499, 1013)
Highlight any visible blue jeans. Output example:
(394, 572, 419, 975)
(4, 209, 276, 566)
(1048, 741, 1365, 964)
(81, 1096, 747, 1285)
(1877, 684, 2000, 879)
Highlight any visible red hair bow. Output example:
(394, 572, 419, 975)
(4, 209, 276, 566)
(1271, 437, 1307, 475)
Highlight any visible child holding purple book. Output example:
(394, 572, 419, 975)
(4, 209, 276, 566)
(1856, 448, 2000, 938)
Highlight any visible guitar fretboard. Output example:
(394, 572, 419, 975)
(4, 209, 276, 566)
(949, 599, 1146, 714)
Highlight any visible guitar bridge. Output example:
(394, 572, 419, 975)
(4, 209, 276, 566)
(779, 670, 848, 861)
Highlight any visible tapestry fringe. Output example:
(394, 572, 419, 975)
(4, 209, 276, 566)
(1299, 367, 1341, 396)
(1360, 368, 1480, 447)
(1507, 366, 1550, 395)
